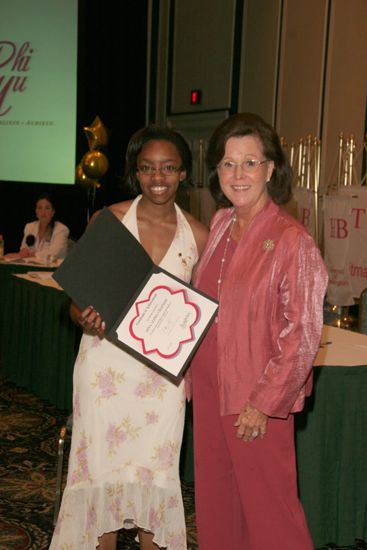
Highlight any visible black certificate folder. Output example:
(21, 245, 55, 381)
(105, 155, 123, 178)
(53, 207, 218, 383)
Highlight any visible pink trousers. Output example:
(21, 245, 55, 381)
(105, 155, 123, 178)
(192, 362, 314, 550)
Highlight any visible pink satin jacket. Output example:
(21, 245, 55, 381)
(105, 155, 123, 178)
(193, 200, 328, 418)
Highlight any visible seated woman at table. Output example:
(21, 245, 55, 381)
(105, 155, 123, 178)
(5, 193, 69, 261)
(50, 125, 208, 550)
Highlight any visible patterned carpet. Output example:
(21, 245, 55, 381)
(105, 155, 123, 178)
(0, 376, 197, 550)
(1, 375, 366, 550)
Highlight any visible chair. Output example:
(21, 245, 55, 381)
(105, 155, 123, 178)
(53, 414, 73, 525)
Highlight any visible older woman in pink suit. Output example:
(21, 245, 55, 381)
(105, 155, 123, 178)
(190, 112, 328, 550)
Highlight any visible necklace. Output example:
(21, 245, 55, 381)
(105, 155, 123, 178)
(217, 215, 236, 302)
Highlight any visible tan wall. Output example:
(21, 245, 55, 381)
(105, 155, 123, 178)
(238, 0, 281, 125)
(276, 0, 329, 142)
(321, 0, 367, 190)
(171, 0, 236, 112)
(148, 0, 367, 219)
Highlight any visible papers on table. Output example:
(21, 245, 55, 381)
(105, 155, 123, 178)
(53, 207, 218, 382)
(3, 257, 46, 266)
(2, 257, 63, 267)
(28, 271, 55, 280)
(314, 324, 367, 366)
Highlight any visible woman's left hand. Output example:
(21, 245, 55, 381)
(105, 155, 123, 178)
(78, 305, 106, 338)
(234, 402, 268, 442)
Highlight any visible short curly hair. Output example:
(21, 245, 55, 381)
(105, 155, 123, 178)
(206, 112, 293, 207)
(123, 125, 192, 196)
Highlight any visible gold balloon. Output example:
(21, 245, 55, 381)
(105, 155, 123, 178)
(81, 150, 109, 179)
(75, 115, 108, 193)
(75, 164, 100, 188)
(84, 116, 109, 150)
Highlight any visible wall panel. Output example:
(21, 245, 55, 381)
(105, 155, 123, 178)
(170, 0, 236, 114)
(276, 0, 328, 142)
(320, 0, 367, 190)
(238, 0, 281, 125)
(147, 0, 367, 222)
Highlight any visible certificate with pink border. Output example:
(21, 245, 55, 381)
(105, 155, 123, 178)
(53, 207, 218, 383)
(110, 271, 218, 381)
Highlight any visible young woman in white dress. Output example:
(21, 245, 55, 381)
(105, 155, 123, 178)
(50, 126, 208, 550)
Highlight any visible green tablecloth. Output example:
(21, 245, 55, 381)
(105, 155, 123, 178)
(0, 264, 81, 411)
(0, 262, 54, 362)
(0, 262, 52, 315)
(295, 365, 367, 547)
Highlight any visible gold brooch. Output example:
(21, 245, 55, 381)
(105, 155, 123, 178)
(263, 239, 274, 251)
(178, 252, 192, 268)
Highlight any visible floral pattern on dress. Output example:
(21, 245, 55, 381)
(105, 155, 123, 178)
(151, 441, 179, 470)
(149, 502, 166, 531)
(75, 340, 87, 365)
(136, 466, 155, 487)
(91, 367, 125, 403)
(108, 495, 124, 523)
(126, 498, 138, 520)
(105, 483, 124, 523)
(134, 371, 168, 400)
(91, 335, 102, 347)
(167, 495, 179, 509)
(86, 505, 97, 531)
(76, 335, 102, 365)
(53, 507, 72, 536)
(166, 530, 187, 550)
(106, 481, 124, 498)
(73, 389, 81, 419)
(70, 432, 91, 485)
(106, 416, 140, 455)
(145, 410, 159, 424)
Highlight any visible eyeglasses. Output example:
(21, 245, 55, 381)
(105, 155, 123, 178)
(137, 164, 182, 176)
(217, 159, 269, 174)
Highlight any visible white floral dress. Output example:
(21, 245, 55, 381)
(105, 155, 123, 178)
(50, 196, 198, 550)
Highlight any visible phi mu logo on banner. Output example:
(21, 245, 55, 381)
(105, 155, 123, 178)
(0, 41, 32, 116)
(329, 207, 366, 238)
(294, 187, 317, 240)
(324, 189, 367, 306)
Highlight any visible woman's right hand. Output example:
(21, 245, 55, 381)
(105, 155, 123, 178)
(74, 304, 106, 338)
(234, 402, 268, 442)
